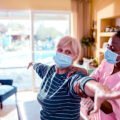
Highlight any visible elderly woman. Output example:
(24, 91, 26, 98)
(28, 36, 120, 120)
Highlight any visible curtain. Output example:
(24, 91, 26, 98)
(71, 0, 91, 61)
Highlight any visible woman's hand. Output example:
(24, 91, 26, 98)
(27, 62, 33, 69)
(91, 84, 120, 114)
(67, 66, 87, 78)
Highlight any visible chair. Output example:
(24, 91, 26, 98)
(0, 79, 17, 109)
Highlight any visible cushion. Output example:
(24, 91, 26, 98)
(0, 85, 14, 95)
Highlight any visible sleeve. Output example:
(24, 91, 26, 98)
(33, 63, 49, 79)
(108, 84, 120, 119)
(80, 97, 94, 118)
(90, 60, 106, 82)
(69, 72, 96, 97)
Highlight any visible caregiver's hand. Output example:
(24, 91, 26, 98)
(74, 82, 88, 98)
(67, 66, 87, 78)
(27, 62, 33, 69)
(74, 80, 120, 114)
(91, 84, 120, 114)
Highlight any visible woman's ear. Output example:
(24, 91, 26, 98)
(117, 55, 120, 61)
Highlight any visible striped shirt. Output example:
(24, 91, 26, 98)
(33, 63, 94, 120)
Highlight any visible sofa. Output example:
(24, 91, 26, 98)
(0, 79, 17, 109)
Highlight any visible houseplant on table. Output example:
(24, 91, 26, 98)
(80, 36, 95, 69)
(81, 36, 94, 58)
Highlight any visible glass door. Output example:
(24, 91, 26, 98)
(0, 10, 71, 91)
(32, 11, 71, 90)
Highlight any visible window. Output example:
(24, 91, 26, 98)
(0, 10, 71, 90)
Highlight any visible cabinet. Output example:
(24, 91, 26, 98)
(96, 16, 120, 64)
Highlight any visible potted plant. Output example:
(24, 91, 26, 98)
(81, 36, 94, 58)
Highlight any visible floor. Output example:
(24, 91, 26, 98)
(0, 91, 87, 120)
(0, 91, 37, 120)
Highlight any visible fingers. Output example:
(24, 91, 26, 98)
(27, 64, 29, 69)
(90, 92, 104, 114)
(74, 82, 87, 98)
(87, 106, 94, 115)
(67, 67, 81, 78)
(27, 62, 33, 69)
(74, 82, 79, 94)
(89, 86, 120, 115)
(67, 70, 75, 78)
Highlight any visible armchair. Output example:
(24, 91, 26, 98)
(0, 79, 17, 109)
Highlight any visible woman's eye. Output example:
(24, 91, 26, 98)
(66, 50, 71, 54)
(111, 47, 116, 52)
(110, 48, 115, 52)
(58, 48, 62, 52)
(108, 45, 116, 52)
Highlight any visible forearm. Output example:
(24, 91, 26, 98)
(84, 80, 99, 97)
(101, 101, 113, 114)
(84, 80, 112, 97)
(74, 77, 118, 114)
(84, 81, 113, 114)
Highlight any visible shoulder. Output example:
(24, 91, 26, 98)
(79, 68, 87, 75)
(97, 59, 110, 70)
(46, 65, 56, 74)
(70, 71, 87, 80)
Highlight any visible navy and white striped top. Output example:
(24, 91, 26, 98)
(33, 63, 94, 120)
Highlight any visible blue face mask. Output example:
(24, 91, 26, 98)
(53, 52, 72, 68)
(104, 49, 119, 64)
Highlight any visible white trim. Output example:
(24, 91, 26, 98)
(0, 9, 71, 14)
(29, 11, 36, 92)
(31, 10, 71, 14)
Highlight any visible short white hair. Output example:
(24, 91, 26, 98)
(57, 36, 81, 58)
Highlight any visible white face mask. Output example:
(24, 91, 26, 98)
(53, 52, 72, 68)
(104, 49, 120, 64)
(105, 37, 120, 64)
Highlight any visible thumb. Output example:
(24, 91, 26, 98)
(90, 104, 100, 115)
(90, 95, 104, 115)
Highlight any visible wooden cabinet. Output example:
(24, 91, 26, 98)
(96, 16, 120, 64)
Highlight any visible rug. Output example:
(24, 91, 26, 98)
(18, 100, 41, 120)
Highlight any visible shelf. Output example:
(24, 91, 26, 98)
(100, 32, 116, 37)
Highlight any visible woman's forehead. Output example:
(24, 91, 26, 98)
(57, 45, 74, 52)
(58, 45, 72, 50)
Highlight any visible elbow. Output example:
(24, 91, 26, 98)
(100, 101, 113, 114)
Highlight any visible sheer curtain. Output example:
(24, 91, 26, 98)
(71, 0, 91, 61)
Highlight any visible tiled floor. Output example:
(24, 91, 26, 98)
(0, 91, 37, 120)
